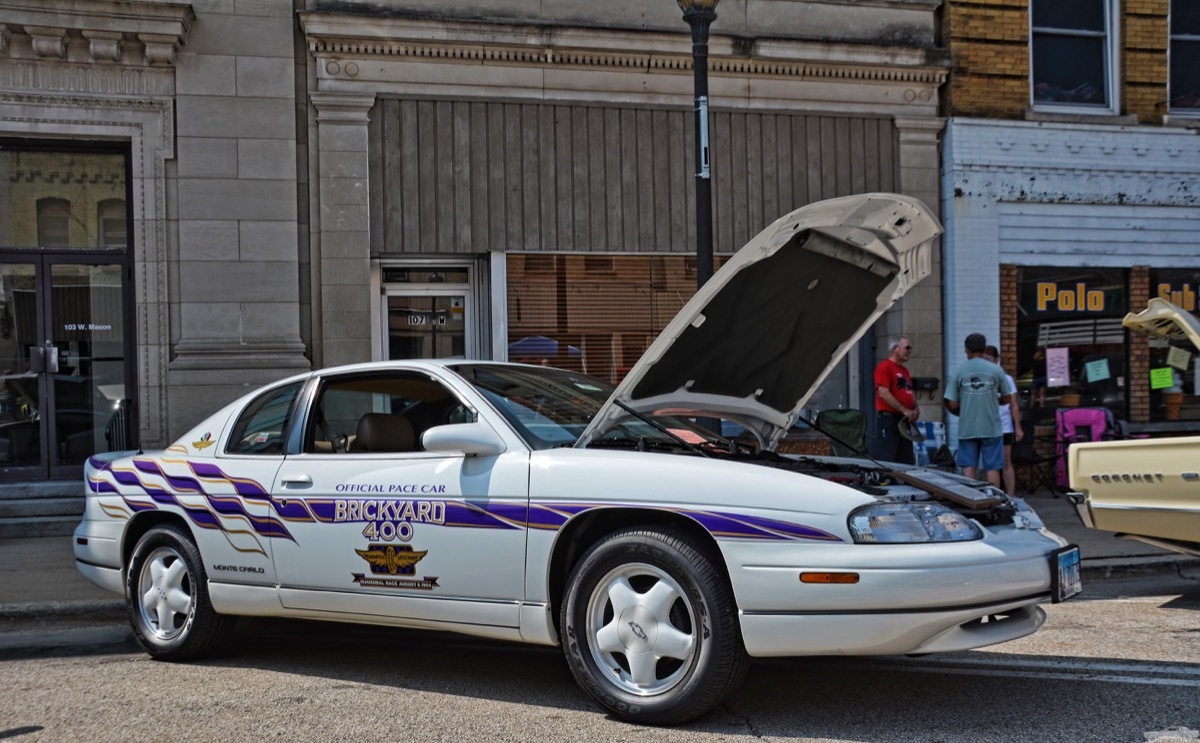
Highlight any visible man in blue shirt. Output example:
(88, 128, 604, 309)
(945, 333, 1012, 486)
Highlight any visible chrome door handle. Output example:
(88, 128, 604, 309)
(29, 342, 60, 373)
(44, 341, 59, 373)
(279, 474, 313, 488)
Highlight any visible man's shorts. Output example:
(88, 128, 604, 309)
(955, 436, 1004, 472)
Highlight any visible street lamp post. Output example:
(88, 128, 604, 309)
(678, 0, 718, 289)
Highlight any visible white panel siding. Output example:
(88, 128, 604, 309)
(997, 203, 1200, 266)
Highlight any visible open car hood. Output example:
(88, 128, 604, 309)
(1123, 298, 1200, 350)
(577, 192, 942, 450)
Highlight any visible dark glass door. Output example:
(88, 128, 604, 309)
(0, 257, 132, 479)
(386, 294, 468, 359)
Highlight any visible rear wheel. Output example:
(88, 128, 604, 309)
(126, 524, 234, 660)
(561, 527, 748, 724)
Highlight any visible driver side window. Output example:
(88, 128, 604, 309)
(306, 371, 474, 454)
(225, 382, 302, 455)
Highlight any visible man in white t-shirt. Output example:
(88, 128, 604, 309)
(984, 344, 1022, 497)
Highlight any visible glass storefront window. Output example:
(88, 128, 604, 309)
(0, 150, 126, 249)
(505, 253, 853, 436)
(1015, 267, 1127, 421)
(507, 254, 709, 381)
(1148, 269, 1200, 421)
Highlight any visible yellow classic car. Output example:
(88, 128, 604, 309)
(1067, 298, 1200, 558)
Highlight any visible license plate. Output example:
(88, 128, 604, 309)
(1051, 545, 1082, 603)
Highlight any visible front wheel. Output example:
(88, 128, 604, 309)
(126, 524, 235, 660)
(560, 527, 748, 725)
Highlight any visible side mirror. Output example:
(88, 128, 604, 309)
(421, 422, 506, 457)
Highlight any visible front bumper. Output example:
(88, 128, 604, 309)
(1066, 491, 1096, 528)
(721, 528, 1069, 656)
(741, 599, 1046, 657)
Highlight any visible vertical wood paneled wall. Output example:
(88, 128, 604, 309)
(369, 98, 897, 256)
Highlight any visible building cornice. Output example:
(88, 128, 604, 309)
(0, 59, 174, 96)
(946, 118, 1200, 174)
(299, 13, 948, 88)
(945, 121, 1199, 206)
(0, 0, 193, 66)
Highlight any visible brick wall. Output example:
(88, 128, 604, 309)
(946, 0, 1172, 124)
(943, 0, 1029, 118)
(1123, 0, 1169, 123)
(1000, 263, 1019, 377)
(1129, 265, 1151, 422)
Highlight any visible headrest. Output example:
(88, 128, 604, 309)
(355, 413, 415, 452)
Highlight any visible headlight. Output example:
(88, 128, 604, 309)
(848, 502, 982, 543)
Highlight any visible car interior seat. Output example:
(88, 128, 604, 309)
(350, 413, 416, 453)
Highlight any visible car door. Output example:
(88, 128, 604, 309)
(197, 379, 307, 587)
(269, 368, 529, 629)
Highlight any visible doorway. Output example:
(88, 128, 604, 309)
(377, 264, 476, 361)
(0, 257, 134, 479)
(0, 142, 135, 481)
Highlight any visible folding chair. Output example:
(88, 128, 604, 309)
(1012, 419, 1058, 496)
(1054, 407, 1109, 490)
(815, 408, 868, 458)
(1098, 409, 1142, 441)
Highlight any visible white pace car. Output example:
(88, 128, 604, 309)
(74, 193, 1079, 725)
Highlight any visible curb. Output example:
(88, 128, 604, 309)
(0, 598, 125, 622)
(1081, 555, 1200, 580)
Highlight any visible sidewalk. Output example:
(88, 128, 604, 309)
(1, 492, 1197, 622)
(1028, 489, 1200, 578)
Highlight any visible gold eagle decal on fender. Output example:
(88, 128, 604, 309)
(355, 544, 428, 575)
(192, 432, 215, 450)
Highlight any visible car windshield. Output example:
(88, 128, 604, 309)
(450, 363, 719, 451)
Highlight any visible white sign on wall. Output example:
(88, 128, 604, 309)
(1046, 347, 1070, 388)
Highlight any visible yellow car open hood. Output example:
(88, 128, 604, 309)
(1123, 297, 1200, 350)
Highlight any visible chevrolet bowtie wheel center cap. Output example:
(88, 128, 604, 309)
(618, 606, 657, 652)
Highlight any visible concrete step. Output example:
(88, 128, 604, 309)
(0, 482, 85, 538)
(0, 480, 81, 500)
(0, 515, 79, 538)
(0, 497, 83, 519)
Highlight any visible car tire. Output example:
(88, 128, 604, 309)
(126, 524, 235, 660)
(561, 526, 748, 725)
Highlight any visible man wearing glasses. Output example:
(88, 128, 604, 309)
(872, 336, 919, 463)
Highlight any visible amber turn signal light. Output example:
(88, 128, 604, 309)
(799, 572, 860, 584)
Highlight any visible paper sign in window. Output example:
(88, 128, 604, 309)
(1084, 357, 1110, 383)
(1046, 347, 1070, 388)
(1150, 367, 1175, 390)
(1167, 346, 1192, 371)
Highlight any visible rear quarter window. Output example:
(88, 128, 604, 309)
(225, 382, 303, 455)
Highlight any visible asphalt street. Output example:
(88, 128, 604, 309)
(0, 573, 1198, 742)
(1, 493, 1198, 742)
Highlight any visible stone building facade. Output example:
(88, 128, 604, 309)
(0, 0, 948, 522)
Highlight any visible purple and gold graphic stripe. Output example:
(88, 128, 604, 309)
(523, 503, 842, 542)
(444, 501, 523, 530)
(87, 458, 292, 543)
(87, 455, 841, 544)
